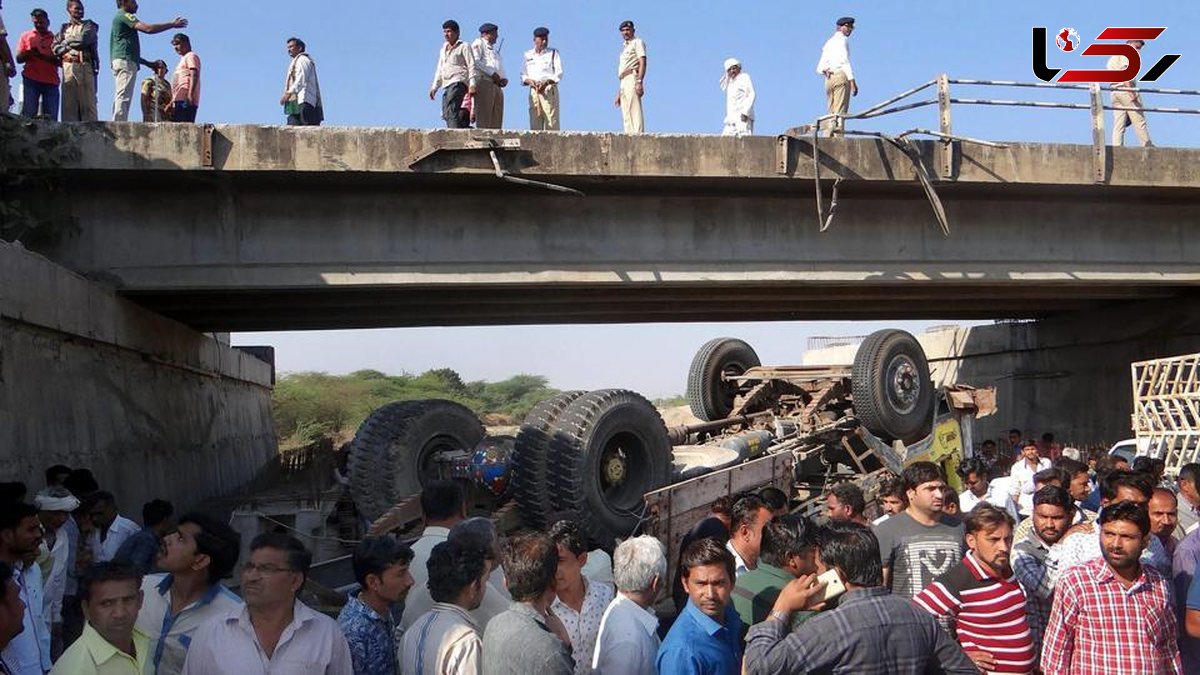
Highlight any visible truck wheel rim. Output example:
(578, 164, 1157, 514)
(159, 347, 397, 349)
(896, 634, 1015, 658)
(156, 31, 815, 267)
(887, 355, 920, 415)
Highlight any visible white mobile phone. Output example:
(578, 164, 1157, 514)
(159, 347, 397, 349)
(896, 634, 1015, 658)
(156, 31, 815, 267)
(815, 569, 847, 604)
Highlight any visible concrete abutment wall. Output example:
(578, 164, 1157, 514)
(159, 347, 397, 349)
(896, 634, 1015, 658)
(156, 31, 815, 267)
(0, 241, 276, 511)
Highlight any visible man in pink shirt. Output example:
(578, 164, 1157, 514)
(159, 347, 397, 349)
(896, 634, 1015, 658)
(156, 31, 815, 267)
(16, 7, 60, 119)
(168, 32, 197, 122)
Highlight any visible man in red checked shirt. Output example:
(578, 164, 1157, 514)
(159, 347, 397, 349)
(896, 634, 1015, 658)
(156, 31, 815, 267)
(1041, 501, 1182, 675)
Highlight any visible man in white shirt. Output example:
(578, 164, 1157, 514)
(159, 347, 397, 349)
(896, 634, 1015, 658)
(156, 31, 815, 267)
(280, 36, 322, 126)
(1046, 470, 1171, 576)
(1108, 39, 1152, 147)
(470, 22, 505, 129)
(85, 492, 139, 563)
(614, 20, 646, 133)
(815, 16, 857, 136)
(33, 488, 79, 659)
(726, 494, 772, 577)
(401, 540, 487, 675)
(521, 26, 562, 131)
(181, 533, 352, 675)
(430, 19, 475, 129)
(136, 512, 243, 675)
(1010, 442, 1052, 518)
(401, 482, 508, 632)
(720, 58, 754, 136)
(548, 520, 615, 675)
(592, 536, 664, 675)
(1, 502, 51, 675)
(957, 458, 1019, 520)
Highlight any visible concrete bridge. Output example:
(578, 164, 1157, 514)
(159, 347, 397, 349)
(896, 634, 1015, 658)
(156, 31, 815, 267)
(24, 123, 1200, 331)
(6, 121, 1200, 513)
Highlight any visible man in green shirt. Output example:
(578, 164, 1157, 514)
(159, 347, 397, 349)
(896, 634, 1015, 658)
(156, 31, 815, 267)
(732, 514, 819, 635)
(110, 0, 185, 121)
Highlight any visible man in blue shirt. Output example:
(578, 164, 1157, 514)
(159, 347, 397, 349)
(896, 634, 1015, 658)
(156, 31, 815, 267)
(337, 536, 414, 675)
(657, 538, 741, 675)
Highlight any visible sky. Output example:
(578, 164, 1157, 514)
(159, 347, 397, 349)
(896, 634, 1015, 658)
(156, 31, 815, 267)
(6, 0, 1197, 397)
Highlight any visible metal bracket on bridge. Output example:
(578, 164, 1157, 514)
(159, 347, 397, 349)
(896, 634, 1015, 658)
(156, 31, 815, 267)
(405, 137, 584, 196)
(403, 137, 523, 168)
(201, 124, 214, 168)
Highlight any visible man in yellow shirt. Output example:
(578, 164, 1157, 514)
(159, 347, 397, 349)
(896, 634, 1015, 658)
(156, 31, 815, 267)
(51, 562, 148, 675)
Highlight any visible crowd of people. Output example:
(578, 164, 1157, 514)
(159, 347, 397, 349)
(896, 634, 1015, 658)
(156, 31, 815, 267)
(4, 431, 1200, 674)
(0, 5, 1157, 143)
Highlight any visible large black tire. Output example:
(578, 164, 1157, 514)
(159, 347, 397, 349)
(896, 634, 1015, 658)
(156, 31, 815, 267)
(548, 389, 672, 548)
(852, 330, 934, 444)
(686, 338, 762, 421)
(347, 399, 485, 521)
(512, 391, 586, 529)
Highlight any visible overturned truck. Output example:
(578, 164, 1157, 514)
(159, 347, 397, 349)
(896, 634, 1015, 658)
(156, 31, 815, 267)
(347, 329, 993, 553)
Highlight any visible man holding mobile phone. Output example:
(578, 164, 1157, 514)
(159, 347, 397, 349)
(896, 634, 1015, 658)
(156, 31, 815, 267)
(745, 522, 977, 674)
(914, 504, 1036, 674)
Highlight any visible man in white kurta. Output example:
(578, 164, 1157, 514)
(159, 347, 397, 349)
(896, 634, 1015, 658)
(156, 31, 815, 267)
(720, 58, 754, 136)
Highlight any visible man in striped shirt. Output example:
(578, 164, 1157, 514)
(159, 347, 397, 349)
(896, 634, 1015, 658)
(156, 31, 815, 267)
(914, 503, 1035, 674)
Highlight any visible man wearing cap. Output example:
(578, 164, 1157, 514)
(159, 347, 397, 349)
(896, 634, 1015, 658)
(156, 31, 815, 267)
(815, 16, 857, 136)
(614, 20, 646, 133)
(721, 58, 754, 136)
(34, 487, 80, 659)
(521, 26, 562, 131)
(429, 19, 475, 129)
(471, 22, 505, 129)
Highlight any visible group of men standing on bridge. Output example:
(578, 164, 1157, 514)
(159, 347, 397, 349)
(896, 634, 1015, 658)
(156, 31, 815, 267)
(0, 4, 1158, 145)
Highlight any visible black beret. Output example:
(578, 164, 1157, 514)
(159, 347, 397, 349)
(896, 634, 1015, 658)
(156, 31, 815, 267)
(479, 22, 497, 34)
(619, 20, 635, 30)
(836, 16, 855, 27)
(533, 26, 549, 38)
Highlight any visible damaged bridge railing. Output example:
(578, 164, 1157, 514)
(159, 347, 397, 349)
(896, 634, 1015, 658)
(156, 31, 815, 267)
(781, 74, 1200, 235)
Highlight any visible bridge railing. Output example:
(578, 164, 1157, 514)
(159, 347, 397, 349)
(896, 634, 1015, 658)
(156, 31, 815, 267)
(784, 75, 1200, 236)
(817, 74, 1200, 183)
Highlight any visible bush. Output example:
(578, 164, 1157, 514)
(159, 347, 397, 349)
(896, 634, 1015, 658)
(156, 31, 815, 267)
(272, 369, 560, 442)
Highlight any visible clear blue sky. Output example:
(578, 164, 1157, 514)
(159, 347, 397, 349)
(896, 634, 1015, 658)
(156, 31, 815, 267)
(6, 0, 1196, 396)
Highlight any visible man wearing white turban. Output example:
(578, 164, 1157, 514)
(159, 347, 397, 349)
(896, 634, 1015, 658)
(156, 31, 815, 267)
(720, 58, 754, 136)
(34, 487, 80, 659)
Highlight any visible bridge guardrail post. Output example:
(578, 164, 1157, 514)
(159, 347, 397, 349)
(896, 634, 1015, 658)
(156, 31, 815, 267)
(1089, 83, 1107, 184)
(937, 74, 954, 180)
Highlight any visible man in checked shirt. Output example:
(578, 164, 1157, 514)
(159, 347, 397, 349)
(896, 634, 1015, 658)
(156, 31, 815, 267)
(1011, 486, 1074, 672)
(1041, 501, 1182, 675)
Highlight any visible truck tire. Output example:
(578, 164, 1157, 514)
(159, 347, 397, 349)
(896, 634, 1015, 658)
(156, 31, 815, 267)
(687, 338, 762, 422)
(347, 399, 485, 521)
(548, 389, 672, 548)
(512, 391, 586, 529)
(852, 330, 934, 444)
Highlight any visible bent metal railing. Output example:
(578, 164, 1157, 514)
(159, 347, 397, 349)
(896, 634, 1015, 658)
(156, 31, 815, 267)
(782, 74, 1200, 235)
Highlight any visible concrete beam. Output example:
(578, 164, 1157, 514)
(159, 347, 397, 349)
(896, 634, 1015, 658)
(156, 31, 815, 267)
(16, 123, 1200, 329)
(52, 123, 1200, 190)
